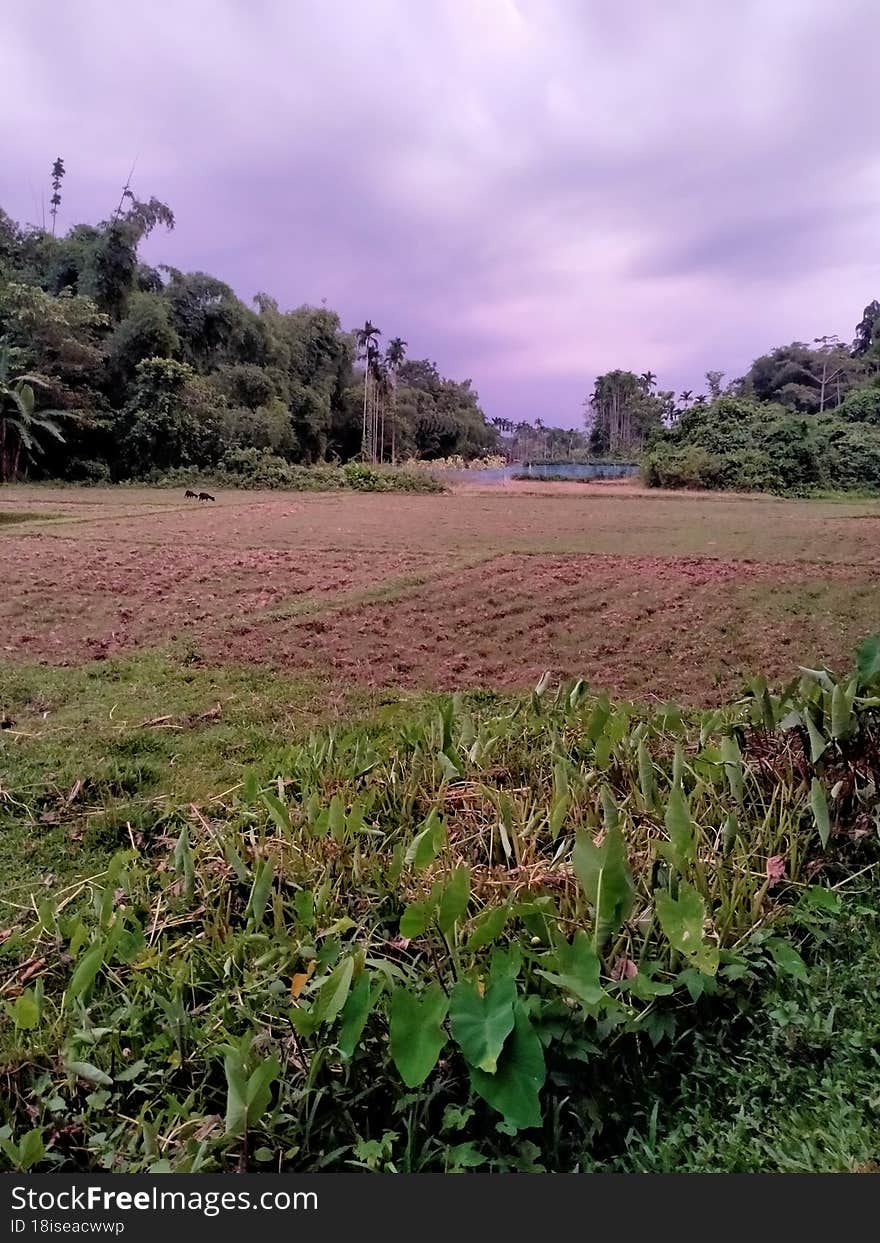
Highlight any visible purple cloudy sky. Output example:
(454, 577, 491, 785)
(2, 0, 878, 425)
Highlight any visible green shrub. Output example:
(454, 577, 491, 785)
(835, 387, 880, 426)
(64, 458, 112, 484)
(341, 462, 444, 492)
(219, 448, 343, 490)
(2, 644, 878, 1171)
(151, 450, 445, 493)
(646, 398, 823, 494)
(642, 445, 724, 489)
(816, 420, 880, 492)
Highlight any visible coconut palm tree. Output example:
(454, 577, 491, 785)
(355, 320, 381, 459)
(0, 342, 68, 483)
(639, 371, 657, 393)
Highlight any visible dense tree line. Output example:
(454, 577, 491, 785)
(489, 417, 590, 463)
(0, 188, 498, 483)
(584, 370, 673, 456)
(590, 305, 880, 493)
(4, 168, 879, 495)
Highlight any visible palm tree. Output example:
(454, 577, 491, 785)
(355, 320, 382, 459)
(678, 390, 693, 406)
(639, 370, 657, 393)
(371, 354, 391, 463)
(385, 336, 407, 372)
(534, 417, 547, 461)
(385, 337, 407, 465)
(0, 342, 68, 484)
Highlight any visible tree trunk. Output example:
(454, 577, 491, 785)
(362, 362, 369, 460)
(372, 386, 378, 464)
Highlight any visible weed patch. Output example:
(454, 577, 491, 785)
(0, 643, 877, 1171)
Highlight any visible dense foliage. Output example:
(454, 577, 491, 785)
(2, 640, 878, 1171)
(641, 308, 880, 494)
(585, 370, 673, 457)
(0, 198, 498, 483)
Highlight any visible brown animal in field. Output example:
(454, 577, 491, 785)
(184, 489, 198, 499)
(198, 491, 215, 502)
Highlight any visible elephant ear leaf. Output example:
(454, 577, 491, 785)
(663, 785, 695, 868)
(572, 824, 634, 948)
(449, 974, 516, 1073)
(535, 930, 608, 1011)
(469, 1003, 545, 1131)
(655, 883, 718, 976)
(389, 983, 448, 1088)
(856, 634, 880, 685)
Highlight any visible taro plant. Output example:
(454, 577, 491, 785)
(1, 643, 877, 1167)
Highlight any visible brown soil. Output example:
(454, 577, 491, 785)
(2, 486, 877, 702)
(0, 535, 426, 665)
(216, 553, 873, 702)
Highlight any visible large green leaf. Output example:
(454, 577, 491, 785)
(405, 810, 446, 870)
(224, 1051, 280, 1138)
(810, 778, 831, 849)
(572, 824, 634, 948)
(465, 904, 509, 951)
(437, 866, 470, 935)
(654, 882, 718, 975)
(664, 786, 696, 867)
(600, 784, 619, 830)
(586, 692, 611, 743)
(830, 681, 853, 740)
(469, 1004, 545, 1131)
(399, 899, 435, 939)
(314, 956, 354, 1025)
(766, 937, 808, 983)
(245, 1056, 280, 1122)
(337, 974, 377, 1059)
(449, 975, 516, 1073)
(856, 634, 880, 686)
(223, 1054, 248, 1137)
(804, 708, 828, 764)
(66, 941, 104, 1004)
(246, 857, 274, 927)
(10, 990, 40, 1030)
(389, 984, 449, 1087)
(535, 930, 608, 1009)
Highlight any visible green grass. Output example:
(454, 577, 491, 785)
(587, 883, 880, 1172)
(0, 646, 877, 1173)
(0, 652, 385, 896)
(0, 512, 53, 527)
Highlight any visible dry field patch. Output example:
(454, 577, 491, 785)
(1, 485, 878, 700)
(218, 553, 877, 702)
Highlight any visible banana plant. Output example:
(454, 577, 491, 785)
(0, 340, 70, 483)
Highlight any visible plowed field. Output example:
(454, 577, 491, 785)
(2, 483, 877, 701)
